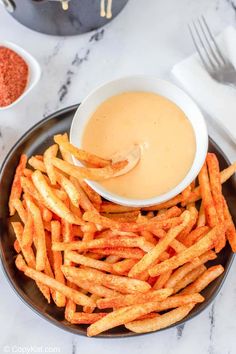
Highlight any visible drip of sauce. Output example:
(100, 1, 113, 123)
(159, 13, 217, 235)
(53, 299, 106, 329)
(100, 0, 113, 18)
(82, 92, 196, 200)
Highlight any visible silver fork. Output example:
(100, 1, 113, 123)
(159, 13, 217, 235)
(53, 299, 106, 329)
(189, 16, 236, 87)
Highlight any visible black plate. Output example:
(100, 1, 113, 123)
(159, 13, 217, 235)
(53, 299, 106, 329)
(0, 105, 235, 338)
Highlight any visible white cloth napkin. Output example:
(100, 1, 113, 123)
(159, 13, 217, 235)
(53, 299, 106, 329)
(172, 26, 236, 143)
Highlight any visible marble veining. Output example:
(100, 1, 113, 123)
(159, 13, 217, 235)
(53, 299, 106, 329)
(0, 0, 236, 353)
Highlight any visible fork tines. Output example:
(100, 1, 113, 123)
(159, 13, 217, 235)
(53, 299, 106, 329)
(188, 16, 227, 73)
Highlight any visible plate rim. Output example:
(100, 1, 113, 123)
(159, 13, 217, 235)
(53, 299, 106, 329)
(0, 104, 234, 338)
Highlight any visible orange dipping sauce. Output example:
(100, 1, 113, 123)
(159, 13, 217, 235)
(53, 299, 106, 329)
(82, 91, 196, 200)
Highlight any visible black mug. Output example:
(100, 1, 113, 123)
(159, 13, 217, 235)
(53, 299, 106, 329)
(1, 0, 129, 36)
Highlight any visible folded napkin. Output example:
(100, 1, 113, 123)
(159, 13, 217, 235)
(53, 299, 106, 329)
(172, 26, 236, 143)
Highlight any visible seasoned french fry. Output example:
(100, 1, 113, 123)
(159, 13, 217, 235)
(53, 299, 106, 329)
(88, 297, 200, 336)
(184, 226, 210, 247)
(28, 156, 46, 172)
(11, 222, 35, 268)
(70, 312, 107, 324)
(90, 247, 145, 259)
(55, 170, 81, 207)
(197, 202, 206, 227)
(128, 211, 190, 279)
(181, 265, 224, 295)
(83, 211, 182, 232)
(15, 254, 95, 306)
(54, 134, 111, 167)
(100, 202, 140, 213)
(124, 303, 196, 334)
(222, 197, 236, 252)
(153, 270, 172, 290)
(25, 196, 47, 271)
(21, 211, 34, 249)
(44, 144, 58, 185)
(149, 225, 222, 276)
(173, 265, 206, 294)
(52, 236, 151, 252)
(9, 154, 27, 215)
(69, 176, 97, 212)
(112, 259, 138, 275)
(51, 157, 127, 181)
(65, 251, 114, 273)
(97, 288, 173, 309)
(83, 293, 100, 314)
(165, 250, 216, 289)
(12, 199, 27, 224)
(51, 221, 66, 307)
(32, 170, 83, 225)
(61, 266, 151, 294)
(66, 276, 120, 298)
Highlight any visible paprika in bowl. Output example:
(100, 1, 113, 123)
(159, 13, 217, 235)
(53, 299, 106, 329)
(0, 41, 41, 110)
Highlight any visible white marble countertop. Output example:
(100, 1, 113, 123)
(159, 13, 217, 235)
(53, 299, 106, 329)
(1, 0, 236, 353)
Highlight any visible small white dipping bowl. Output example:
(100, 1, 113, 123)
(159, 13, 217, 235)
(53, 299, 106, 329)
(0, 41, 41, 110)
(70, 76, 208, 207)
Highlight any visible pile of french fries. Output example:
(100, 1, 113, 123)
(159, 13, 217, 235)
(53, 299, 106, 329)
(8, 133, 236, 336)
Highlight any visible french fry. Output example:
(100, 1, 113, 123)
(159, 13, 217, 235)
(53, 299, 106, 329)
(100, 202, 140, 213)
(65, 251, 114, 273)
(181, 185, 192, 206)
(165, 250, 216, 289)
(12, 199, 27, 223)
(77, 178, 102, 209)
(83, 211, 182, 232)
(184, 226, 210, 247)
(14, 239, 21, 253)
(128, 211, 190, 279)
(97, 288, 173, 309)
(89, 247, 145, 259)
(51, 157, 127, 181)
(15, 254, 95, 306)
(61, 266, 151, 294)
(177, 205, 198, 244)
(207, 153, 225, 251)
(58, 133, 73, 163)
(21, 211, 34, 249)
(9, 154, 27, 215)
(44, 144, 58, 185)
(28, 156, 46, 172)
(11, 222, 35, 268)
(222, 197, 236, 252)
(153, 270, 172, 290)
(197, 202, 206, 227)
(124, 303, 196, 334)
(24, 196, 47, 272)
(102, 211, 140, 222)
(83, 293, 100, 314)
(105, 255, 121, 263)
(51, 221, 66, 307)
(181, 265, 224, 295)
(112, 259, 138, 275)
(52, 236, 151, 252)
(32, 170, 83, 225)
(87, 297, 200, 336)
(70, 312, 107, 324)
(54, 134, 111, 167)
(69, 176, 97, 212)
(173, 265, 206, 294)
(55, 170, 81, 208)
(12, 224, 50, 303)
(66, 276, 120, 298)
(149, 225, 222, 277)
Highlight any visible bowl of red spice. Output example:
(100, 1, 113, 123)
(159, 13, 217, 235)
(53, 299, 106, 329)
(0, 41, 41, 110)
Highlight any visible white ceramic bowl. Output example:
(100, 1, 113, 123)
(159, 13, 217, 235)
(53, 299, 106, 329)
(0, 41, 41, 110)
(70, 76, 208, 207)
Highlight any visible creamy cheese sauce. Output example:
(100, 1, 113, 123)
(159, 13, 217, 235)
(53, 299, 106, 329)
(82, 91, 196, 199)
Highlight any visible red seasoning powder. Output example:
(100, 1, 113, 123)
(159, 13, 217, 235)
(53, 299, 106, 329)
(0, 46, 28, 107)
